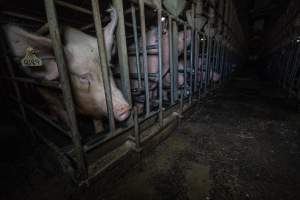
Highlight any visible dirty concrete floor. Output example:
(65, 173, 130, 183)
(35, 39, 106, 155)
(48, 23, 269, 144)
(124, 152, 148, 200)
(1, 67, 300, 200)
(100, 69, 300, 200)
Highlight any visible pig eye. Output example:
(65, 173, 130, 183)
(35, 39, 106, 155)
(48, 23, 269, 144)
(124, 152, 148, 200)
(79, 73, 92, 82)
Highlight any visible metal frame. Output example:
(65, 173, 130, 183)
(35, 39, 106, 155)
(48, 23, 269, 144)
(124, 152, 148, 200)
(0, 0, 243, 184)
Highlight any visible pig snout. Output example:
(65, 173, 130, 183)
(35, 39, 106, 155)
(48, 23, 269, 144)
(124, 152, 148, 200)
(113, 102, 130, 121)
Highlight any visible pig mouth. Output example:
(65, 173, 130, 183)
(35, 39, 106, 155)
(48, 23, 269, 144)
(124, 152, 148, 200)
(114, 108, 130, 121)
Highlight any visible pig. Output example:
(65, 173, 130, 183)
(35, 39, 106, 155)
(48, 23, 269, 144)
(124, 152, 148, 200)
(195, 57, 221, 83)
(3, 7, 130, 132)
(127, 25, 192, 107)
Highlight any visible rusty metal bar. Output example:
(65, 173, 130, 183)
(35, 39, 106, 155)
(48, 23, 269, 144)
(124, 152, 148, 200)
(44, 0, 87, 180)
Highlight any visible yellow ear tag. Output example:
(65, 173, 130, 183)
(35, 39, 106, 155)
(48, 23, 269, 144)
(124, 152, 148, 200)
(21, 47, 43, 67)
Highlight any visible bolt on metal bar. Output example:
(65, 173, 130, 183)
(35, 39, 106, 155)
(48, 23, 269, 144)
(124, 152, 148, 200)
(199, 33, 206, 98)
(91, 0, 116, 132)
(112, 0, 132, 107)
(44, 0, 87, 180)
(138, 0, 150, 115)
(157, 7, 163, 126)
(168, 16, 174, 105)
(131, 5, 142, 89)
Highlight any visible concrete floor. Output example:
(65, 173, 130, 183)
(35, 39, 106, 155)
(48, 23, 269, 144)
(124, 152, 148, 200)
(1, 67, 300, 200)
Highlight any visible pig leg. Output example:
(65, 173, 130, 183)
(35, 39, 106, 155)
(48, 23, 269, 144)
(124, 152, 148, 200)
(104, 6, 118, 63)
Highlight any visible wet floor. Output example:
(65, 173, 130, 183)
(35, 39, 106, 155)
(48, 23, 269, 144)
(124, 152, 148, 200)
(1, 67, 300, 200)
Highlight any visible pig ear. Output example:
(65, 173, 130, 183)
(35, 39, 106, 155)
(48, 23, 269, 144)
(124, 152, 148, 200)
(3, 24, 59, 80)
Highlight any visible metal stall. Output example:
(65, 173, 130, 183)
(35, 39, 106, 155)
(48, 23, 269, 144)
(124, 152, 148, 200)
(0, 0, 244, 185)
(263, 0, 300, 99)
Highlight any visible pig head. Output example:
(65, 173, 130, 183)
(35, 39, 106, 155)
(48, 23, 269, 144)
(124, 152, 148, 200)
(3, 8, 130, 123)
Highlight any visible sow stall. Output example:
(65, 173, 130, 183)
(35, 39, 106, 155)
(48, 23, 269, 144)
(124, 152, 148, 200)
(0, 0, 244, 184)
(263, 0, 300, 99)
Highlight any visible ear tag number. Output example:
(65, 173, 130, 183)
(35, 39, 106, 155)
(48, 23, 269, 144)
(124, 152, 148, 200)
(21, 47, 43, 67)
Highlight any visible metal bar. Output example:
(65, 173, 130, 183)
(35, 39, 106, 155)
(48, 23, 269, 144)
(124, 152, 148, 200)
(168, 16, 174, 105)
(56, 0, 93, 15)
(0, 30, 30, 132)
(2, 11, 46, 23)
(172, 21, 178, 102)
(183, 24, 188, 99)
(199, 33, 206, 98)
(193, 32, 199, 94)
(133, 107, 141, 149)
(138, 0, 150, 115)
(112, 0, 132, 106)
(44, 0, 87, 180)
(131, 5, 142, 89)
(36, 23, 49, 35)
(157, 7, 163, 126)
(9, 96, 71, 138)
(91, 0, 116, 132)
(0, 76, 61, 89)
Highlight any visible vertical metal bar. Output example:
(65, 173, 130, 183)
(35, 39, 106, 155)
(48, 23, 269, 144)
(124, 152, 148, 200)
(44, 0, 87, 180)
(157, 8, 163, 126)
(168, 16, 174, 105)
(133, 107, 140, 149)
(138, 0, 150, 115)
(91, 0, 115, 132)
(189, 4, 195, 102)
(199, 34, 206, 98)
(0, 32, 29, 128)
(172, 21, 178, 102)
(193, 32, 199, 94)
(205, 34, 210, 92)
(112, 0, 132, 106)
(131, 5, 142, 89)
(183, 24, 188, 99)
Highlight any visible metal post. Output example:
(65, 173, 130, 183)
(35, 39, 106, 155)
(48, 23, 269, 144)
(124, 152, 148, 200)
(168, 16, 174, 105)
(193, 32, 199, 94)
(91, 0, 116, 132)
(172, 21, 178, 102)
(138, 0, 150, 115)
(157, 7, 163, 126)
(44, 0, 87, 180)
(183, 24, 188, 99)
(112, 0, 132, 106)
(131, 5, 142, 89)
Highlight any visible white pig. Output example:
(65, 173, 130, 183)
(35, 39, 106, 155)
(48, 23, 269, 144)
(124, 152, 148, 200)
(3, 7, 130, 132)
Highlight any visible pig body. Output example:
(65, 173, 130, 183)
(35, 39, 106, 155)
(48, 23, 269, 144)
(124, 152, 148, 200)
(3, 7, 130, 131)
(127, 26, 191, 103)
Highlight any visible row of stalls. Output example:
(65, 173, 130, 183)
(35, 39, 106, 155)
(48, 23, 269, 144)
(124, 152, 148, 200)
(263, 0, 300, 99)
(0, 0, 245, 184)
